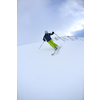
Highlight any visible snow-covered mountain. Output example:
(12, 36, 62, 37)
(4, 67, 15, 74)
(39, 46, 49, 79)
(53, 36, 84, 41)
(17, 36, 84, 100)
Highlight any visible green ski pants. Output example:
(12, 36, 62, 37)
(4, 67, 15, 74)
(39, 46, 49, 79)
(47, 39, 58, 49)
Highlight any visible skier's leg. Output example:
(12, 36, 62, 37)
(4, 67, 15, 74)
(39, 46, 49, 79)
(47, 41, 55, 49)
(50, 39, 59, 47)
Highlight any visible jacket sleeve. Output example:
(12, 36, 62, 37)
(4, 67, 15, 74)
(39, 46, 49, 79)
(43, 35, 46, 41)
(49, 32, 54, 35)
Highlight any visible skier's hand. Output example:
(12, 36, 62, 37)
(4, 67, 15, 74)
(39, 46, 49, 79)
(43, 39, 46, 42)
(52, 31, 54, 34)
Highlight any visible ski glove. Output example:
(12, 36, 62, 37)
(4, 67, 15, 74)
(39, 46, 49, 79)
(43, 38, 46, 42)
(52, 31, 54, 34)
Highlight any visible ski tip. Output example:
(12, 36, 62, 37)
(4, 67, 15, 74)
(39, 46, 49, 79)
(51, 53, 54, 56)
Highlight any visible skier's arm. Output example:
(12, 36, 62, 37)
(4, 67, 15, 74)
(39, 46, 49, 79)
(43, 35, 46, 41)
(49, 31, 54, 35)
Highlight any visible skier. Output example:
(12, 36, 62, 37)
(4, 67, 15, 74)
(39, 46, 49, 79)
(43, 31, 59, 51)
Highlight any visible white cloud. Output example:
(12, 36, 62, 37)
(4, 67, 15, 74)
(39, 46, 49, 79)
(59, 0, 83, 17)
(66, 33, 73, 36)
(56, 0, 84, 36)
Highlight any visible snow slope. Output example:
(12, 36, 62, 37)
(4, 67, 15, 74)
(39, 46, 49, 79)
(17, 36, 84, 100)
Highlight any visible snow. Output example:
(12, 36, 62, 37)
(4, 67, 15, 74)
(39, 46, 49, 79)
(17, 36, 84, 100)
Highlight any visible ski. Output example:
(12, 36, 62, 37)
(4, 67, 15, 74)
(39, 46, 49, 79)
(51, 51, 56, 55)
(51, 46, 62, 56)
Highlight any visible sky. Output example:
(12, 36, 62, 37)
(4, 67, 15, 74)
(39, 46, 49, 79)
(17, 0, 84, 46)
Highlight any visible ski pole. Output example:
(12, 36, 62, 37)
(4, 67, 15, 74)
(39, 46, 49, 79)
(54, 33, 65, 42)
(39, 41, 44, 49)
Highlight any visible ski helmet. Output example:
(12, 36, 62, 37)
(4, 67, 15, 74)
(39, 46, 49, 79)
(45, 31, 48, 34)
